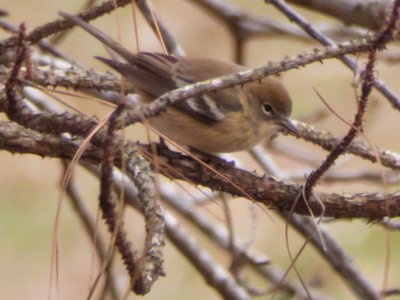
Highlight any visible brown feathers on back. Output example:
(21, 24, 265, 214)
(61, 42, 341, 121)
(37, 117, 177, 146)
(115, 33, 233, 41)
(97, 52, 291, 124)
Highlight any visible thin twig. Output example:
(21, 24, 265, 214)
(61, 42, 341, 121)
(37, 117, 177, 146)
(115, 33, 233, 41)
(299, 0, 400, 199)
(63, 162, 119, 300)
(0, 0, 132, 56)
(281, 212, 381, 300)
(135, 0, 184, 55)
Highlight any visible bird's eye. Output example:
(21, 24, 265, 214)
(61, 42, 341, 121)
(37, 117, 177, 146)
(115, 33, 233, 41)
(262, 103, 274, 115)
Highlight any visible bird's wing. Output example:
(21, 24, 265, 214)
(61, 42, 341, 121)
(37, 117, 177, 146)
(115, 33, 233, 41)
(97, 52, 244, 124)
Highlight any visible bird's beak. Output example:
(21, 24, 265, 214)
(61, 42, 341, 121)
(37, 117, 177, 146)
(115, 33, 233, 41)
(276, 117, 298, 136)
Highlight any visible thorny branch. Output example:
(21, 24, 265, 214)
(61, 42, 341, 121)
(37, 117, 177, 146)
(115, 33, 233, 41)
(303, 0, 400, 199)
(1, 120, 400, 219)
(98, 104, 142, 293)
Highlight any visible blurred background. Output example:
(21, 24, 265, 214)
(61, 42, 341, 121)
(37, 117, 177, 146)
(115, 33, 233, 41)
(0, 0, 400, 299)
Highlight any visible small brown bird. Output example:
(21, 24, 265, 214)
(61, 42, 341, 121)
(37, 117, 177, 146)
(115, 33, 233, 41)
(60, 12, 296, 153)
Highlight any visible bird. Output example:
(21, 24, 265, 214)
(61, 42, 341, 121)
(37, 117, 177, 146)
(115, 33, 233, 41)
(60, 12, 297, 153)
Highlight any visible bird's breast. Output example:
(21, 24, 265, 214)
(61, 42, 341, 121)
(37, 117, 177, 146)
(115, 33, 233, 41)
(145, 107, 277, 153)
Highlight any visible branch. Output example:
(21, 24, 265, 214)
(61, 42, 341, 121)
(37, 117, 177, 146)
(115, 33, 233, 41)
(287, 122, 400, 170)
(283, 213, 381, 300)
(285, 0, 394, 30)
(191, 0, 367, 42)
(1, 121, 400, 219)
(269, 0, 400, 110)
(0, 0, 132, 56)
